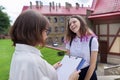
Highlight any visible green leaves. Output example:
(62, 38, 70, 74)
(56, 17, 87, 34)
(0, 5, 10, 34)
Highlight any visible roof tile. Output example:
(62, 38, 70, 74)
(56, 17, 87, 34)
(92, 0, 120, 14)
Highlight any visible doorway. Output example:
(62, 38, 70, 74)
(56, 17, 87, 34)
(99, 40, 108, 63)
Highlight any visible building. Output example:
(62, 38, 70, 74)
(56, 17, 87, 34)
(22, 1, 90, 46)
(22, 0, 120, 64)
(88, 0, 120, 64)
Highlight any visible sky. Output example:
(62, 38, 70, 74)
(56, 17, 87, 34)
(0, 0, 93, 25)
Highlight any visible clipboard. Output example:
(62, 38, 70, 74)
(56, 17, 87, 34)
(57, 55, 85, 80)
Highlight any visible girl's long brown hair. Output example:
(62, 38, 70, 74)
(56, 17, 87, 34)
(65, 15, 94, 42)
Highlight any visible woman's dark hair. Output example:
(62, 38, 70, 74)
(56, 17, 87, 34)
(65, 15, 89, 42)
(9, 9, 49, 46)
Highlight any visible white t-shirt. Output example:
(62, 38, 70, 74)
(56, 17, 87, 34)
(66, 36, 99, 69)
(9, 44, 58, 80)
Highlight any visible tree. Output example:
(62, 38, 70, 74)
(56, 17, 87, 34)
(0, 6, 10, 34)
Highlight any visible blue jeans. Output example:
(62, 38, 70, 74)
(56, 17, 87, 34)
(78, 66, 97, 80)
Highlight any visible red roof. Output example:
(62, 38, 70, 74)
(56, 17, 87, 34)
(22, 5, 90, 16)
(89, 0, 120, 19)
(92, 0, 120, 14)
(91, 0, 97, 11)
(88, 12, 120, 19)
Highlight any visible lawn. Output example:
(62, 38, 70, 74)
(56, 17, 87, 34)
(0, 39, 64, 80)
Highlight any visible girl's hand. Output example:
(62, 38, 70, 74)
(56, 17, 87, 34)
(53, 62, 62, 70)
(69, 70, 81, 80)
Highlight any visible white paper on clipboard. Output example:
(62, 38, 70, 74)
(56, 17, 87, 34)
(57, 55, 85, 80)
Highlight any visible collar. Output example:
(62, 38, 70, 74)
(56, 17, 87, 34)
(15, 43, 43, 57)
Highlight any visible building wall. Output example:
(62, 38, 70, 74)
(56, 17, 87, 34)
(110, 37, 120, 53)
(93, 21, 120, 64)
(46, 16, 67, 45)
(95, 22, 120, 54)
(46, 15, 86, 46)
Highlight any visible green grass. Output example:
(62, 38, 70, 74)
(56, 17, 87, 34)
(41, 47, 64, 65)
(0, 39, 14, 80)
(0, 39, 63, 80)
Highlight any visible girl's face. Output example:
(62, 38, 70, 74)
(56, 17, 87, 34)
(69, 18, 81, 34)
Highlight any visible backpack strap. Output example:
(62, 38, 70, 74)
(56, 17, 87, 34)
(89, 36, 94, 55)
(89, 36, 98, 70)
(70, 39, 72, 46)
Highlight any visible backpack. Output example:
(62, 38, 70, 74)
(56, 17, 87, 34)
(89, 36, 98, 70)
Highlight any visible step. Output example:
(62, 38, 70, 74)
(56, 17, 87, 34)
(98, 75, 120, 80)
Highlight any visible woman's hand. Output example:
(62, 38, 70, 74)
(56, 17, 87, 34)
(66, 50, 70, 55)
(69, 70, 81, 80)
(53, 62, 62, 70)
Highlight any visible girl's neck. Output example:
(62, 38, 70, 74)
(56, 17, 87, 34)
(76, 32, 81, 37)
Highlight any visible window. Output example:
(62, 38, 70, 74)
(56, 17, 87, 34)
(48, 27, 51, 34)
(60, 26, 64, 32)
(59, 17, 64, 23)
(47, 37, 53, 44)
(53, 17, 57, 23)
(47, 17, 51, 23)
(55, 26, 58, 32)
(61, 36, 64, 43)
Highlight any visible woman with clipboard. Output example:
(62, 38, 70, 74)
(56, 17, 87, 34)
(9, 10, 80, 80)
(65, 15, 99, 80)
